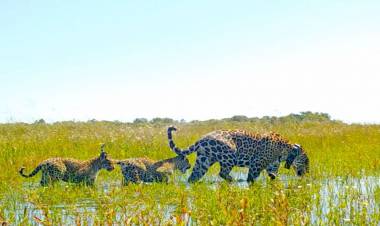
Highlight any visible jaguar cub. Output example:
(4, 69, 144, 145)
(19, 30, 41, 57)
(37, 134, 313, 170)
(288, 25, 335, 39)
(19, 144, 114, 186)
(116, 154, 191, 184)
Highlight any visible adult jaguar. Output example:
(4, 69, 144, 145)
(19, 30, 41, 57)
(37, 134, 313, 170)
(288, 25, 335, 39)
(167, 126, 308, 183)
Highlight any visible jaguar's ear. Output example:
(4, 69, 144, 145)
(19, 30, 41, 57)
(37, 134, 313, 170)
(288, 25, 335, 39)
(99, 143, 107, 159)
(100, 143, 106, 153)
(293, 144, 301, 151)
(100, 151, 107, 160)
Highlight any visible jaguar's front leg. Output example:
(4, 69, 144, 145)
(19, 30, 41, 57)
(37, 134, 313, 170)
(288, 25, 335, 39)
(266, 161, 280, 180)
(247, 160, 263, 183)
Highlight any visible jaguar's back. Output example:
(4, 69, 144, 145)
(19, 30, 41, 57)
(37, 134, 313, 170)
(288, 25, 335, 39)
(116, 155, 191, 184)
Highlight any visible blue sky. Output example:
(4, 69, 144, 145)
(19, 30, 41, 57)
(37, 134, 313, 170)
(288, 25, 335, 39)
(1, 1, 379, 123)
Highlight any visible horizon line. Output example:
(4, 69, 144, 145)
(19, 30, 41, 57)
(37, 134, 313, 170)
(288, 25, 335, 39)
(1, 112, 379, 125)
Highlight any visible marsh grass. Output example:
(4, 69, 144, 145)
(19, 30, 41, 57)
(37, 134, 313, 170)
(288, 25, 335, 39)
(0, 121, 379, 225)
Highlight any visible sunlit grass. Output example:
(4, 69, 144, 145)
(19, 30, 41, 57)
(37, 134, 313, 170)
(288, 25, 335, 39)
(0, 120, 379, 225)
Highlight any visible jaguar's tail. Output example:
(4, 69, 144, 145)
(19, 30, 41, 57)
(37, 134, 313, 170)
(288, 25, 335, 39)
(19, 165, 42, 178)
(167, 126, 199, 156)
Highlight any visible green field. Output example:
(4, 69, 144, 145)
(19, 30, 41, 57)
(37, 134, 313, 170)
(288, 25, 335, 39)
(0, 116, 379, 225)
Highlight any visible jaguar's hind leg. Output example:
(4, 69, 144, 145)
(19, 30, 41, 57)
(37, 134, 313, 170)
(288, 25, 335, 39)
(40, 170, 50, 186)
(50, 168, 64, 182)
(188, 154, 212, 183)
(46, 165, 64, 185)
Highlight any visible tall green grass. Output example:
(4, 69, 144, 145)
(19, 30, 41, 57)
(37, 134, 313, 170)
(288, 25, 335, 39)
(0, 120, 379, 225)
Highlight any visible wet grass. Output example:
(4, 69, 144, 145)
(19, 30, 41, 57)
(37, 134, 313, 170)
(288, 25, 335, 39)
(0, 120, 379, 225)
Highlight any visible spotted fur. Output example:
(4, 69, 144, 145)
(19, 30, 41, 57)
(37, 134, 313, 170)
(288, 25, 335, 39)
(167, 126, 308, 183)
(116, 154, 191, 184)
(19, 144, 114, 186)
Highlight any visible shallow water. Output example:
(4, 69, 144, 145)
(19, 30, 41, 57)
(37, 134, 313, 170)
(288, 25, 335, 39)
(2, 173, 380, 225)
(313, 176, 380, 225)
